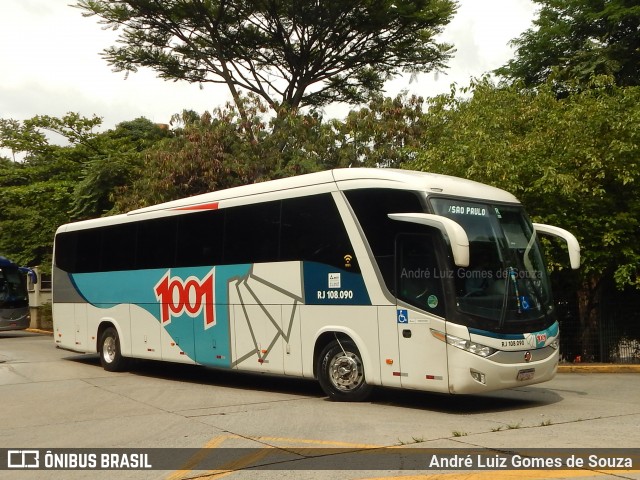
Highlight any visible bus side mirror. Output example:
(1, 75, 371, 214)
(388, 213, 470, 267)
(19, 267, 38, 284)
(533, 223, 581, 270)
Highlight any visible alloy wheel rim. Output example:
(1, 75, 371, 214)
(103, 336, 116, 363)
(328, 352, 364, 391)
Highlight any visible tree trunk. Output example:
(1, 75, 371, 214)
(575, 275, 603, 362)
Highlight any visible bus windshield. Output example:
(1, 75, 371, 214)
(0, 265, 29, 309)
(430, 198, 553, 331)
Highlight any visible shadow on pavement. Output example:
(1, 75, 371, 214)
(64, 353, 562, 413)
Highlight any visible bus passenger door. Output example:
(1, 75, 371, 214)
(395, 234, 449, 393)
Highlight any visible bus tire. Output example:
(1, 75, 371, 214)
(99, 327, 128, 372)
(317, 339, 373, 402)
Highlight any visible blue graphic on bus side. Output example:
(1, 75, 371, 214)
(70, 264, 252, 368)
(68, 261, 370, 369)
(302, 262, 370, 305)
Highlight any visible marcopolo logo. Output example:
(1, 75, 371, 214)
(154, 269, 215, 329)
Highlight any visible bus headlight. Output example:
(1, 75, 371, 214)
(431, 329, 497, 358)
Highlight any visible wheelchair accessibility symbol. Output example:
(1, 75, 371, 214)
(397, 309, 408, 324)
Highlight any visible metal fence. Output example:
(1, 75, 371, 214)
(558, 302, 640, 364)
(596, 314, 640, 364)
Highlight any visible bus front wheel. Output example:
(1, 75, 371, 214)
(317, 339, 373, 402)
(99, 327, 128, 372)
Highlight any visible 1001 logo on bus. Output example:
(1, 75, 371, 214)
(154, 269, 215, 328)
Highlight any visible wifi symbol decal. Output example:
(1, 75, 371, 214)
(344, 254, 353, 268)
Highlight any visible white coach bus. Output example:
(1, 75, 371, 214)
(52, 168, 579, 401)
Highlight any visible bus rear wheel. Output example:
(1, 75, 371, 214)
(317, 339, 373, 402)
(99, 327, 128, 372)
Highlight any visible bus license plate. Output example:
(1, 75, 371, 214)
(517, 368, 535, 381)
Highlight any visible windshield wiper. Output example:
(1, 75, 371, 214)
(498, 266, 521, 329)
(509, 267, 523, 314)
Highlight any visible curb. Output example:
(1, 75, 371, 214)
(26, 328, 54, 336)
(557, 364, 640, 373)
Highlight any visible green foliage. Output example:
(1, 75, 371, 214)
(497, 0, 640, 90)
(0, 118, 52, 160)
(0, 157, 77, 268)
(113, 95, 348, 211)
(0, 116, 88, 266)
(114, 106, 261, 211)
(339, 93, 430, 168)
(0, 114, 168, 267)
(76, 0, 455, 112)
(69, 117, 171, 219)
(408, 77, 640, 289)
(26, 113, 104, 154)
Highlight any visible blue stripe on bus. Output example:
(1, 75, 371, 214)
(469, 322, 559, 343)
(468, 328, 525, 340)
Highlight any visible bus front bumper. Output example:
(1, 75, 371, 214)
(447, 346, 559, 394)
(0, 314, 30, 331)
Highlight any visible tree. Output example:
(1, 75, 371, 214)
(338, 92, 429, 168)
(114, 106, 261, 210)
(76, 0, 456, 121)
(113, 95, 348, 211)
(0, 118, 53, 161)
(0, 115, 169, 267)
(69, 117, 170, 219)
(0, 145, 79, 268)
(496, 0, 640, 89)
(408, 77, 640, 360)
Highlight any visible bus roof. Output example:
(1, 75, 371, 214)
(128, 168, 519, 215)
(55, 168, 520, 233)
(0, 256, 17, 268)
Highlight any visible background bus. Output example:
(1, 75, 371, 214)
(52, 168, 579, 401)
(0, 256, 35, 331)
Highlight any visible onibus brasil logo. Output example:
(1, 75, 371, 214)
(154, 269, 215, 329)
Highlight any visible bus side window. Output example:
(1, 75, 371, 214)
(344, 188, 425, 293)
(54, 231, 79, 273)
(0, 274, 7, 301)
(136, 217, 178, 270)
(76, 229, 102, 273)
(176, 210, 224, 267)
(396, 234, 446, 317)
(101, 223, 136, 271)
(280, 194, 358, 271)
(224, 201, 280, 265)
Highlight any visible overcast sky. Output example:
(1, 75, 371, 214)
(1, 0, 537, 135)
